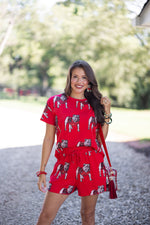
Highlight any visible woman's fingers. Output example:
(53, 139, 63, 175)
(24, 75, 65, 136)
(101, 97, 111, 114)
(101, 96, 111, 105)
(37, 175, 47, 193)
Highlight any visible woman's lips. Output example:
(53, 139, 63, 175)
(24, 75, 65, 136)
(75, 85, 84, 89)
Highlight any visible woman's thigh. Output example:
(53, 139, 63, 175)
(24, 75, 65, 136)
(41, 191, 69, 216)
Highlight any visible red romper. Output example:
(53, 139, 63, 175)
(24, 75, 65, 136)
(41, 93, 106, 196)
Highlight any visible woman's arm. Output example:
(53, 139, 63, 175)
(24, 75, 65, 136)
(40, 124, 55, 171)
(37, 123, 55, 192)
(101, 96, 111, 139)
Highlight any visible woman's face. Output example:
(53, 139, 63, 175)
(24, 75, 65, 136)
(70, 67, 89, 97)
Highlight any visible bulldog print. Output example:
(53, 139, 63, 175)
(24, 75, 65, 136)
(99, 162, 106, 177)
(60, 185, 74, 194)
(88, 116, 97, 130)
(76, 100, 91, 110)
(48, 183, 52, 191)
(65, 115, 80, 132)
(76, 164, 92, 182)
(56, 140, 68, 152)
(55, 115, 58, 127)
(41, 103, 52, 120)
(77, 139, 91, 147)
(90, 185, 104, 195)
(55, 162, 70, 179)
(95, 139, 101, 147)
(55, 115, 60, 133)
(53, 94, 68, 108)
(106, 175, 109, 191)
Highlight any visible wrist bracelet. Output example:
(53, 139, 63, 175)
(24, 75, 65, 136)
(104, 112, 112, 118)
(36, 171, 47, 177)
(104, 117, 112, 124)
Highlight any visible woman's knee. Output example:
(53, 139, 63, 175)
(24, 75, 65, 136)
(80, 208, 95, 222)
(38, 209, 56, 224)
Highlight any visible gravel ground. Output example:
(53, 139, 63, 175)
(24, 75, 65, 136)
(0, 141, 150, 225)
(0, 103, 149, 225)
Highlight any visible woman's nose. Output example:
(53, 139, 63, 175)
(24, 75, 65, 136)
(77, 77, 82, 82)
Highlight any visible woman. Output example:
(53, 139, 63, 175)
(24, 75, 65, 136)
(36, 60, 112, 225)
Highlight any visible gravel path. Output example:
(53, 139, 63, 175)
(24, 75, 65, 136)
(0, 141, 150, 225)
(0, 103, 149, 225)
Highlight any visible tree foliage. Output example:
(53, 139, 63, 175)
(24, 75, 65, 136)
(0, 0, 150, 108)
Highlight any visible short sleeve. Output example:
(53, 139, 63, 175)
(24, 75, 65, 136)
(40, 97, 56, 125)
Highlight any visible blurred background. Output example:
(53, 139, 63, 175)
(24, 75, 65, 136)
(0, 0, 150, 148)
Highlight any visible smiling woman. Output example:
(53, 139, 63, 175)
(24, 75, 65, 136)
(70, 67, 89, 99)
(36, 60, 112, 225)
(64, 60, 107, 125)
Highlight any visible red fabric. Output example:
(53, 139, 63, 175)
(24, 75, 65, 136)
(36, 171, 47, 177)
(41, 94, 104, 156)
(99, 125, 111, 167)
(40, 94, 107, 196)
(48, 147, 106, 196)
(109, 180, 117, 199)
(99, 125, 118, 199)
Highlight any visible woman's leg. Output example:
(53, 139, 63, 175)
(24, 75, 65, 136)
(36, 191, 68, 225)
(80, 195, 98, 225)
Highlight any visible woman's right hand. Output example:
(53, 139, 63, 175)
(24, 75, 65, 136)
(37, 174, 47, 193)
(37, 124, 55, 193)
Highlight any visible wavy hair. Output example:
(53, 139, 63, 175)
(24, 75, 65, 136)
(64, 60, 105, 125)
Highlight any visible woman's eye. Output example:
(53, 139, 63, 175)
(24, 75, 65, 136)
(72, 75, 87, 80)
(72, 75, 77, 78)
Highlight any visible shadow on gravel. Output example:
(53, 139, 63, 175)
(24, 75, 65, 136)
(125, 141, 150, 157)
(0, 143, 150, 225)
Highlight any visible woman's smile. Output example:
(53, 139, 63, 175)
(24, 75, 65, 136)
(75, 85, 84, 89)
(70, 67, 89, 99)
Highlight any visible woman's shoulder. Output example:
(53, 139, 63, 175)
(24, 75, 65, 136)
(47, 93, 68, 104)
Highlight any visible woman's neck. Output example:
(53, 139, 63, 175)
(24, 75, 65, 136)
(70, 93, 85, 100)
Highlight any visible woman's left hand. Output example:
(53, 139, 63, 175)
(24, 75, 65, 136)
(101, 96, 111, 113)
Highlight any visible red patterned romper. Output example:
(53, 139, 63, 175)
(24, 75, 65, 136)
(41, 93, 106, 196)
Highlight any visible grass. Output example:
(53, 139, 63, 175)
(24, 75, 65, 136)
(111, 107, 150, 140)
(140, 138, 150, 142)
(0, 97, 150, 141)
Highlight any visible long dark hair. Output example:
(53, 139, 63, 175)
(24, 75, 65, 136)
(64, 60, 105, 125)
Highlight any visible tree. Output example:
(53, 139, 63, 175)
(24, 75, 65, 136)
(0, 0, 150, 108)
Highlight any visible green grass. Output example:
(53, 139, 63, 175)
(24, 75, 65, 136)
(140, 138, 150, 142)
(111, 107, 150, 140)
(0, 98, 150, 140)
